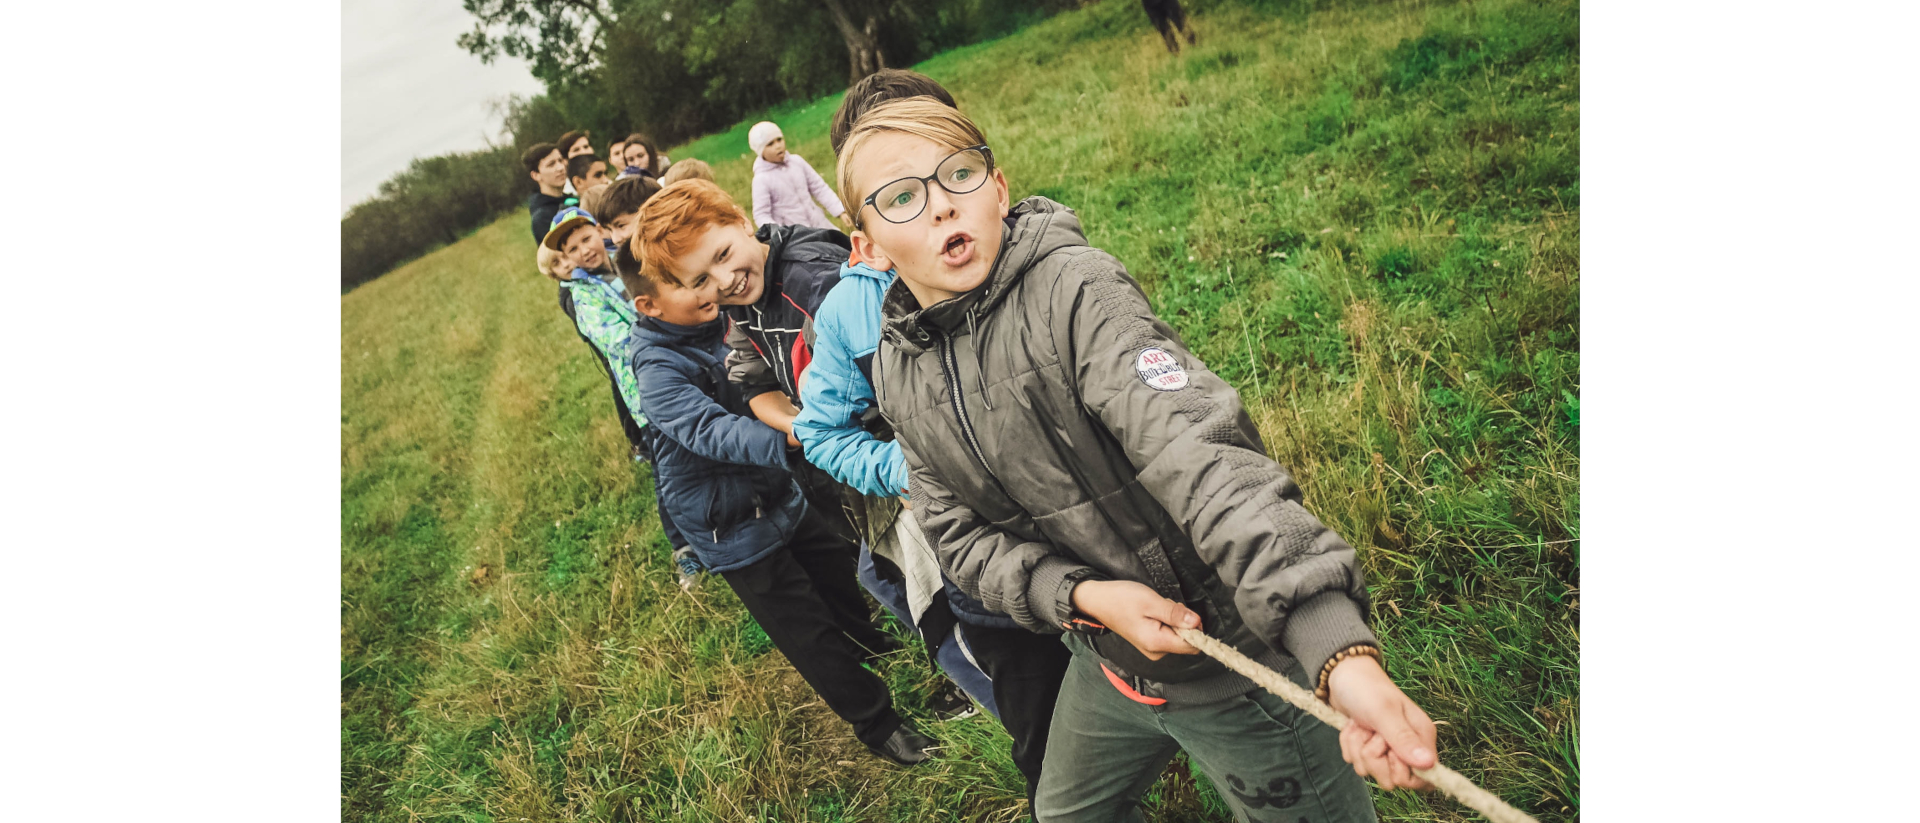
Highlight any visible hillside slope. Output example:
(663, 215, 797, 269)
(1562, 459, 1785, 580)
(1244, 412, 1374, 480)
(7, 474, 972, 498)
(343, 0, 1579, 819)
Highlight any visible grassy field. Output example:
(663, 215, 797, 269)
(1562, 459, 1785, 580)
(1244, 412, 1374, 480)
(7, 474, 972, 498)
(342, 0, 1579, 819)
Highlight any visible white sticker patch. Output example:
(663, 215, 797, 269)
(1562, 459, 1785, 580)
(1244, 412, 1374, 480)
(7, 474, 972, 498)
(1135, 347, 1189, 391)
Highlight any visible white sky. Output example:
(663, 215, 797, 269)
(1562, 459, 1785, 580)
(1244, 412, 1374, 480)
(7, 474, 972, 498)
(342, 0, 547, 214)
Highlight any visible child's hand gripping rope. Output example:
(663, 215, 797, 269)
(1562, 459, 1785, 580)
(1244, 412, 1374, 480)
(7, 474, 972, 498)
(1172, 626, 1541, 823)
(1073, 581, 1537, 822)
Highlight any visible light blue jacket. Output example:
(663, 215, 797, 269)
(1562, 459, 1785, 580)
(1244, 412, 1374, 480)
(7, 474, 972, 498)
(793, 261, 909, 498)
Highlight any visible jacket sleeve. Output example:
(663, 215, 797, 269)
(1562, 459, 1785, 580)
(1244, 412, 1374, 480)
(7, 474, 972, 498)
(793, 294, 909, 497)
(633, 350, 789, 469)
(904, 438, 1087, 634)
(723, 317, 783, 400)
(799, 155, 847, 218)
(569, 285, 646, 421)
(1052, 252, 1378, 680)
(752, 173, 773, 227)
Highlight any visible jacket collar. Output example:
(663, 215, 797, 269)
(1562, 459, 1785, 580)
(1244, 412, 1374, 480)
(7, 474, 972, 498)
(633, 312, 726, 345)
(880, 197, 1083, 356)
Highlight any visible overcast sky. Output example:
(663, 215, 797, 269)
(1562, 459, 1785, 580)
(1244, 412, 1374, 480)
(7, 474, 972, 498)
(343, 0, 547, 214)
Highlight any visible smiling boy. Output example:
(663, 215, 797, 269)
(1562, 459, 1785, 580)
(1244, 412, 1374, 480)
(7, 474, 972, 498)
(622, 184, 939, 766)
(838, 97, 1443, 822)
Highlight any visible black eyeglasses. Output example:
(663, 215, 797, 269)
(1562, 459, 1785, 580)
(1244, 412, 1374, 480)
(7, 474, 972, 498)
(856, 145, 995, 228)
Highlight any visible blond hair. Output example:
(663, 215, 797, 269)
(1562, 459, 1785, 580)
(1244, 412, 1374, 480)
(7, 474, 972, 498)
(837, 98, 989, 228)
(660, 158, 714, 185)
(535, 244, 570, 281)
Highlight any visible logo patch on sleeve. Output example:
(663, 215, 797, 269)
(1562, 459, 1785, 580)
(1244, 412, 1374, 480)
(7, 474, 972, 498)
(1134, 347, 1189, 391)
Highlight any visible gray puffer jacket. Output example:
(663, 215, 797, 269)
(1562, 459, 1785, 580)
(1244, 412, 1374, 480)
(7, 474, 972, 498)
(876, 197, 1378, 704)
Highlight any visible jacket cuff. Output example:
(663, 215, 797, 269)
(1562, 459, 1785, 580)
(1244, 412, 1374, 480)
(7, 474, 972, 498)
(1025, 554, 1099, 629)
(1279, 591, 1379, 688)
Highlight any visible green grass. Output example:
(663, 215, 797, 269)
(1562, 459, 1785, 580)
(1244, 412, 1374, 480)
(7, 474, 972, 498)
(342, 0, 1579, 819)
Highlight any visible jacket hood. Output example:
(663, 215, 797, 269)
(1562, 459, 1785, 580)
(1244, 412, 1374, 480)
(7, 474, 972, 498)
(752, 223, 850, 301)
(839, 259, 895, 284)
(880, 196, 1088, 356)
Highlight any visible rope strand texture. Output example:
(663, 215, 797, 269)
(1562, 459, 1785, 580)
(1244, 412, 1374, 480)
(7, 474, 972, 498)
(1173, 628, 1539, 823)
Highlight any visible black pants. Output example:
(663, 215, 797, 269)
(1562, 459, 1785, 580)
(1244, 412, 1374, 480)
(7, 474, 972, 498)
(1141, 0, 1188, 35)
(963, 624, 1074, 817)
(720, 509, 903, 748)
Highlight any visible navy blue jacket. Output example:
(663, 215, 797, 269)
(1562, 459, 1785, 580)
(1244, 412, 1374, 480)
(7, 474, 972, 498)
(529, 191, 576, 242)
(627, 313, 806, 572)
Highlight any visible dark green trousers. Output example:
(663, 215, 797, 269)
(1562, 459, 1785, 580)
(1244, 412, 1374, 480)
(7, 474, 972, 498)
(1034, 640, 1377, 823)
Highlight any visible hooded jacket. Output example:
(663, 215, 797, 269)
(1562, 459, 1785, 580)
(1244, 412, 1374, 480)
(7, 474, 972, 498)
(559, 267, 646, 429)
(721, 224, 851, 402)
(627, 313, 806, 572)
(792, 258, 1018, 631)
(790, 260, 905, 498)
(751, 153, 845, 230)
(875, 197, 1378, 703)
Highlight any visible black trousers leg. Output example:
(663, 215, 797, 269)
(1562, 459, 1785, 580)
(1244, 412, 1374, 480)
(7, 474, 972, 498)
(784, 509, 898, 658)
(720, 515, 902, 748)
(963, 625, 1074, 818)
(1166, 0, 1188, 33)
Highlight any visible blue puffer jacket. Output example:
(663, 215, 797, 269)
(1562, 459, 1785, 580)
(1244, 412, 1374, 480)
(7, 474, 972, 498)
(795, 261, 1016, 630)
(793, 261, 907, 498)
(628, 312, 806, 573)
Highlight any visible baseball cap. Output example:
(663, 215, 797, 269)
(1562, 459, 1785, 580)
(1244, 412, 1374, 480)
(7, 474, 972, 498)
(543, 206, 599, 251)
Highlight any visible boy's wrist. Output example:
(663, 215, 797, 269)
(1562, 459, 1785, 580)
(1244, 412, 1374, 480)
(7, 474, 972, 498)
(1316, 644, 1384, 703)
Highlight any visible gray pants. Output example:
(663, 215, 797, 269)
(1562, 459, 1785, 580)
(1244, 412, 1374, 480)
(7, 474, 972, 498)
(1034, 643, 1377, 823)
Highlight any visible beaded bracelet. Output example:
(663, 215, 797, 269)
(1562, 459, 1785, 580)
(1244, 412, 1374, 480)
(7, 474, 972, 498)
(1314, 644, 1383, 702)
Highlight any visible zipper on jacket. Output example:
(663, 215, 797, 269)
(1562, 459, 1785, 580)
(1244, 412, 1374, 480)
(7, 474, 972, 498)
(937, 331, 998, 482)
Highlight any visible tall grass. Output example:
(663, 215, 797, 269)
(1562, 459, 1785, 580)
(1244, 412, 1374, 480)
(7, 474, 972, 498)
(343, 0, 1578, 819)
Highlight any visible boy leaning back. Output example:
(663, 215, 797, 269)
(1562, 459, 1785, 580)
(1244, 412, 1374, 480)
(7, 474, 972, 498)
(838, 98, 1441, 822)
(621, 182, 938, 767)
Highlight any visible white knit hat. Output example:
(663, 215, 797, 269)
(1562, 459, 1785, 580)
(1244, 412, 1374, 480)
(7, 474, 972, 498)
(748, 121, 784, 156)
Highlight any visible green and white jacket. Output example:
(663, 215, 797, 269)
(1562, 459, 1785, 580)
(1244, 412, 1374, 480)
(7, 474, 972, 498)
(560, 267, 648, 429)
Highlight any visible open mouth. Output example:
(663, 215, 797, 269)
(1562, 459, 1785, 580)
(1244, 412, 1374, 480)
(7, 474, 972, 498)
(941, 232, 974, 267)
(727, 273, 753, 299)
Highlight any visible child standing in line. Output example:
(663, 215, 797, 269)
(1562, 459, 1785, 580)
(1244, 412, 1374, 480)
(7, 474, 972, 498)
(794, 67, 1069, 817)
(839, 98, 1440, 822)
(621, 187, 938, 766)
(523, 142, 575, 243)
(544, 204, 701, 589)
(618, 133, 671, 180)
(643, 179, 979, 721)
(567, 155, 610, 199)
(748, 121, 848, 231)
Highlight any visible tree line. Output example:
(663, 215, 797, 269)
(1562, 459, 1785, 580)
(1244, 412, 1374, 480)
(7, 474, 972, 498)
(342, 0, 1087, 291)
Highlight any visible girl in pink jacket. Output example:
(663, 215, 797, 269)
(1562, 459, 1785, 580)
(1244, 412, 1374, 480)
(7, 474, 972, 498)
(748, 121, 849, 231)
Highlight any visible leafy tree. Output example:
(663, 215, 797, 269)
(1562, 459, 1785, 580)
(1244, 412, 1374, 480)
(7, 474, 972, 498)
(458, 0, 618, 84)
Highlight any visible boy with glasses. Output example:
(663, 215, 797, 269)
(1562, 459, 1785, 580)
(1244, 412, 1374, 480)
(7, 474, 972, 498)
(838, 97, 1442, 822)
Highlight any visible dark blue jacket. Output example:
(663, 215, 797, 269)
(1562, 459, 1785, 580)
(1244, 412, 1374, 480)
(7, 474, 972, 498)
(627, 313, 806, 572)
(529, 191, 576, 242)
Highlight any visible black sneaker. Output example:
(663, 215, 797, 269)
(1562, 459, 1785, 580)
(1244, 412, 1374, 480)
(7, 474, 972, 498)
(866, 721, 935, 766)
(928, 678, 979, 721)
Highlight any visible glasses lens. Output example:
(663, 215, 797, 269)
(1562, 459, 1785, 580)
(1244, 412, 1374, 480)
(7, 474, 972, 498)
(875, 178, 926, 222)
(938, 149, 989, 195)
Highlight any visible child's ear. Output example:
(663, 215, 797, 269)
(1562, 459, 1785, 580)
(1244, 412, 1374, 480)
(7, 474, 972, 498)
(849, 229, 895, 274)
(992, 167, 1012, 218)
(633, 294, 664, 318)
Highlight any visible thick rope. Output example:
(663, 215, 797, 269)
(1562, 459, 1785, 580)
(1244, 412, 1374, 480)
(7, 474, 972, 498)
(1173, 628, 1539, 823)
